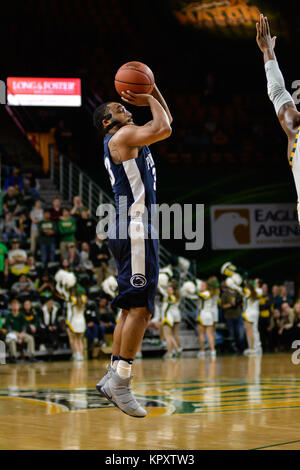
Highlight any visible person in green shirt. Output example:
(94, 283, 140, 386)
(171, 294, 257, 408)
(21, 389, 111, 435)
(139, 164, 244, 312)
(38, 210, 57, 269)
(4, 299, 36, 362)
(58, 208, 77, 260)
(35, 271, 55, 299)
(0, 239, 8, 286)
(22, 299, 40, 331)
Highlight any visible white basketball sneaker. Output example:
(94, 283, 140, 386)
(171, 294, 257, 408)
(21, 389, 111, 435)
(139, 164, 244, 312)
(100, 372, 147, 418)
(243, 349, 255, 356)
(197, 350, 206, 358)
(96, 365, 115, 397)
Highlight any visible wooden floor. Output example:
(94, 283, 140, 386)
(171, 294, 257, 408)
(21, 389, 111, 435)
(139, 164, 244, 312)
(1, 353, 300, 450)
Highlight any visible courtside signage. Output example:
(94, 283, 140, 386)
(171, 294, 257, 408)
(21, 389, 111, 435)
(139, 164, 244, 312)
(211, 203, 300, 249)
(7, 77, 81, 106)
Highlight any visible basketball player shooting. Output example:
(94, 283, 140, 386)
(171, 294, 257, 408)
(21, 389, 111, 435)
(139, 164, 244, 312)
(93, 84, 172, 417)
(256, 14, 300, 222)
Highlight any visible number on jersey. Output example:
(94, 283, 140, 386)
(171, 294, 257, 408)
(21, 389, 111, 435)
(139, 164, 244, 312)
(104, 157, 115, 187)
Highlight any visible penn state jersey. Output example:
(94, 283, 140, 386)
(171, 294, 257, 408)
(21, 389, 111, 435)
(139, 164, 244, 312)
(103, 133, 157, 227)
(102, 132, 159, 316)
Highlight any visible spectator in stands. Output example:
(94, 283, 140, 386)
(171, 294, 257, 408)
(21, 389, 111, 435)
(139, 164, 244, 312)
(3, 186, 22, 215)
(39, 297, 63, 349)
(16, 212, 31, 242)
(272, 284, 282, 311)
(30, 200, 44, 254)
(268, 308, 281, 351)
(293, 303, 300, 340)
(1, 212, 19, 243)
(293, 288, 300, 306)
(85, 303, 101, 357)
(70, 195, 83, 219)
(97, 296, 116, 345)
(259, 283, 273, 352)
(24, 172, 39, 193)
(278, 302, 294, 350)
(22, 174, 40, 203)
(27, 254, 40, 283)
(22, 299, 41, 348)
(8, 238, 29, 279)
(0, 237, 9, 286)
(58, 208, 77, 259)
(0, 288, 9, 317)
(278, 285, 292, 308)
(4, 299, 36, 363)
(76, 207, 96, 244)
(90, 235, 110, 286)
(4, 169, 24, 192)
(50, 197, 62, 222)
(21, 180, 37, 211)
(221, 285, 245, 353)
(38, 210, 57, 268)
(80, 242, 94, 276)
(11, 274, 36, 301)
(36, 271, 55, 300)
(65, 243, 81, 271)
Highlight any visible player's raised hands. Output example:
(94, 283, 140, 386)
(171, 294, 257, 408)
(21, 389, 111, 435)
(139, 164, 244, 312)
(121, 90, 153, 107)
(256, 13, 276, 53)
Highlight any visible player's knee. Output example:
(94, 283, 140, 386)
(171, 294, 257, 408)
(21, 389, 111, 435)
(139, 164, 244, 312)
(120, 309, 129, 319)
(130, 307, 151, 323)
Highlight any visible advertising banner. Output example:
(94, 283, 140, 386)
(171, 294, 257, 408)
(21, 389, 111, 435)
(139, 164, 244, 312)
(210, 204, 300, 249)
(7, 77, 81, 106)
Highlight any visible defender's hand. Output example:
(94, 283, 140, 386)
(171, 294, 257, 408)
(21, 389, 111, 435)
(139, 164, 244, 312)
(256, 14, 276, 53)
(121, 90, 152, 107)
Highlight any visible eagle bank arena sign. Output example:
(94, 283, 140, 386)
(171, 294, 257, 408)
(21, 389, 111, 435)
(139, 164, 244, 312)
(210, 204, 300, 250)
(7, 77, 81, 107)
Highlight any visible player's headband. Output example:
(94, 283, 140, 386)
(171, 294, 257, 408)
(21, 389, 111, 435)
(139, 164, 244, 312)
(102, 113, 121, 132)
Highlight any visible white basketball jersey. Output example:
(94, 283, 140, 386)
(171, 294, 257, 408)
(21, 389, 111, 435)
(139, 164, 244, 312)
(290, 127, 300, 223)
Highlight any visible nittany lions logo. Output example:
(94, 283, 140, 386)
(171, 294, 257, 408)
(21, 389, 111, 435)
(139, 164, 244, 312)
(130, 274, 147, 288)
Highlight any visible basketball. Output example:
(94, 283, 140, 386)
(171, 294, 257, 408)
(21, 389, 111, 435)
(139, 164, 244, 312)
(114, 61, 154, 96)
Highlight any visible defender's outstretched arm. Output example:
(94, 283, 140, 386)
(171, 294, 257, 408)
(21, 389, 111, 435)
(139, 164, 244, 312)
(256, 14, 300, 138)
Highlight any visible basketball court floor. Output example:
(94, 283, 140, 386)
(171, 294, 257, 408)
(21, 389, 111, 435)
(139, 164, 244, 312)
(1, 354, 300, 450)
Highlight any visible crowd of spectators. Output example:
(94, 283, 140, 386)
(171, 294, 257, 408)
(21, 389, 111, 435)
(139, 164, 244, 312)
(219, 281, 300, 353)
(0, 167, 117, 363)
(1, 167, 300, 363)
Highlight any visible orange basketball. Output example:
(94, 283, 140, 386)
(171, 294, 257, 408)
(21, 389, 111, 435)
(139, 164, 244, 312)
(114, 61, 154, 96)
